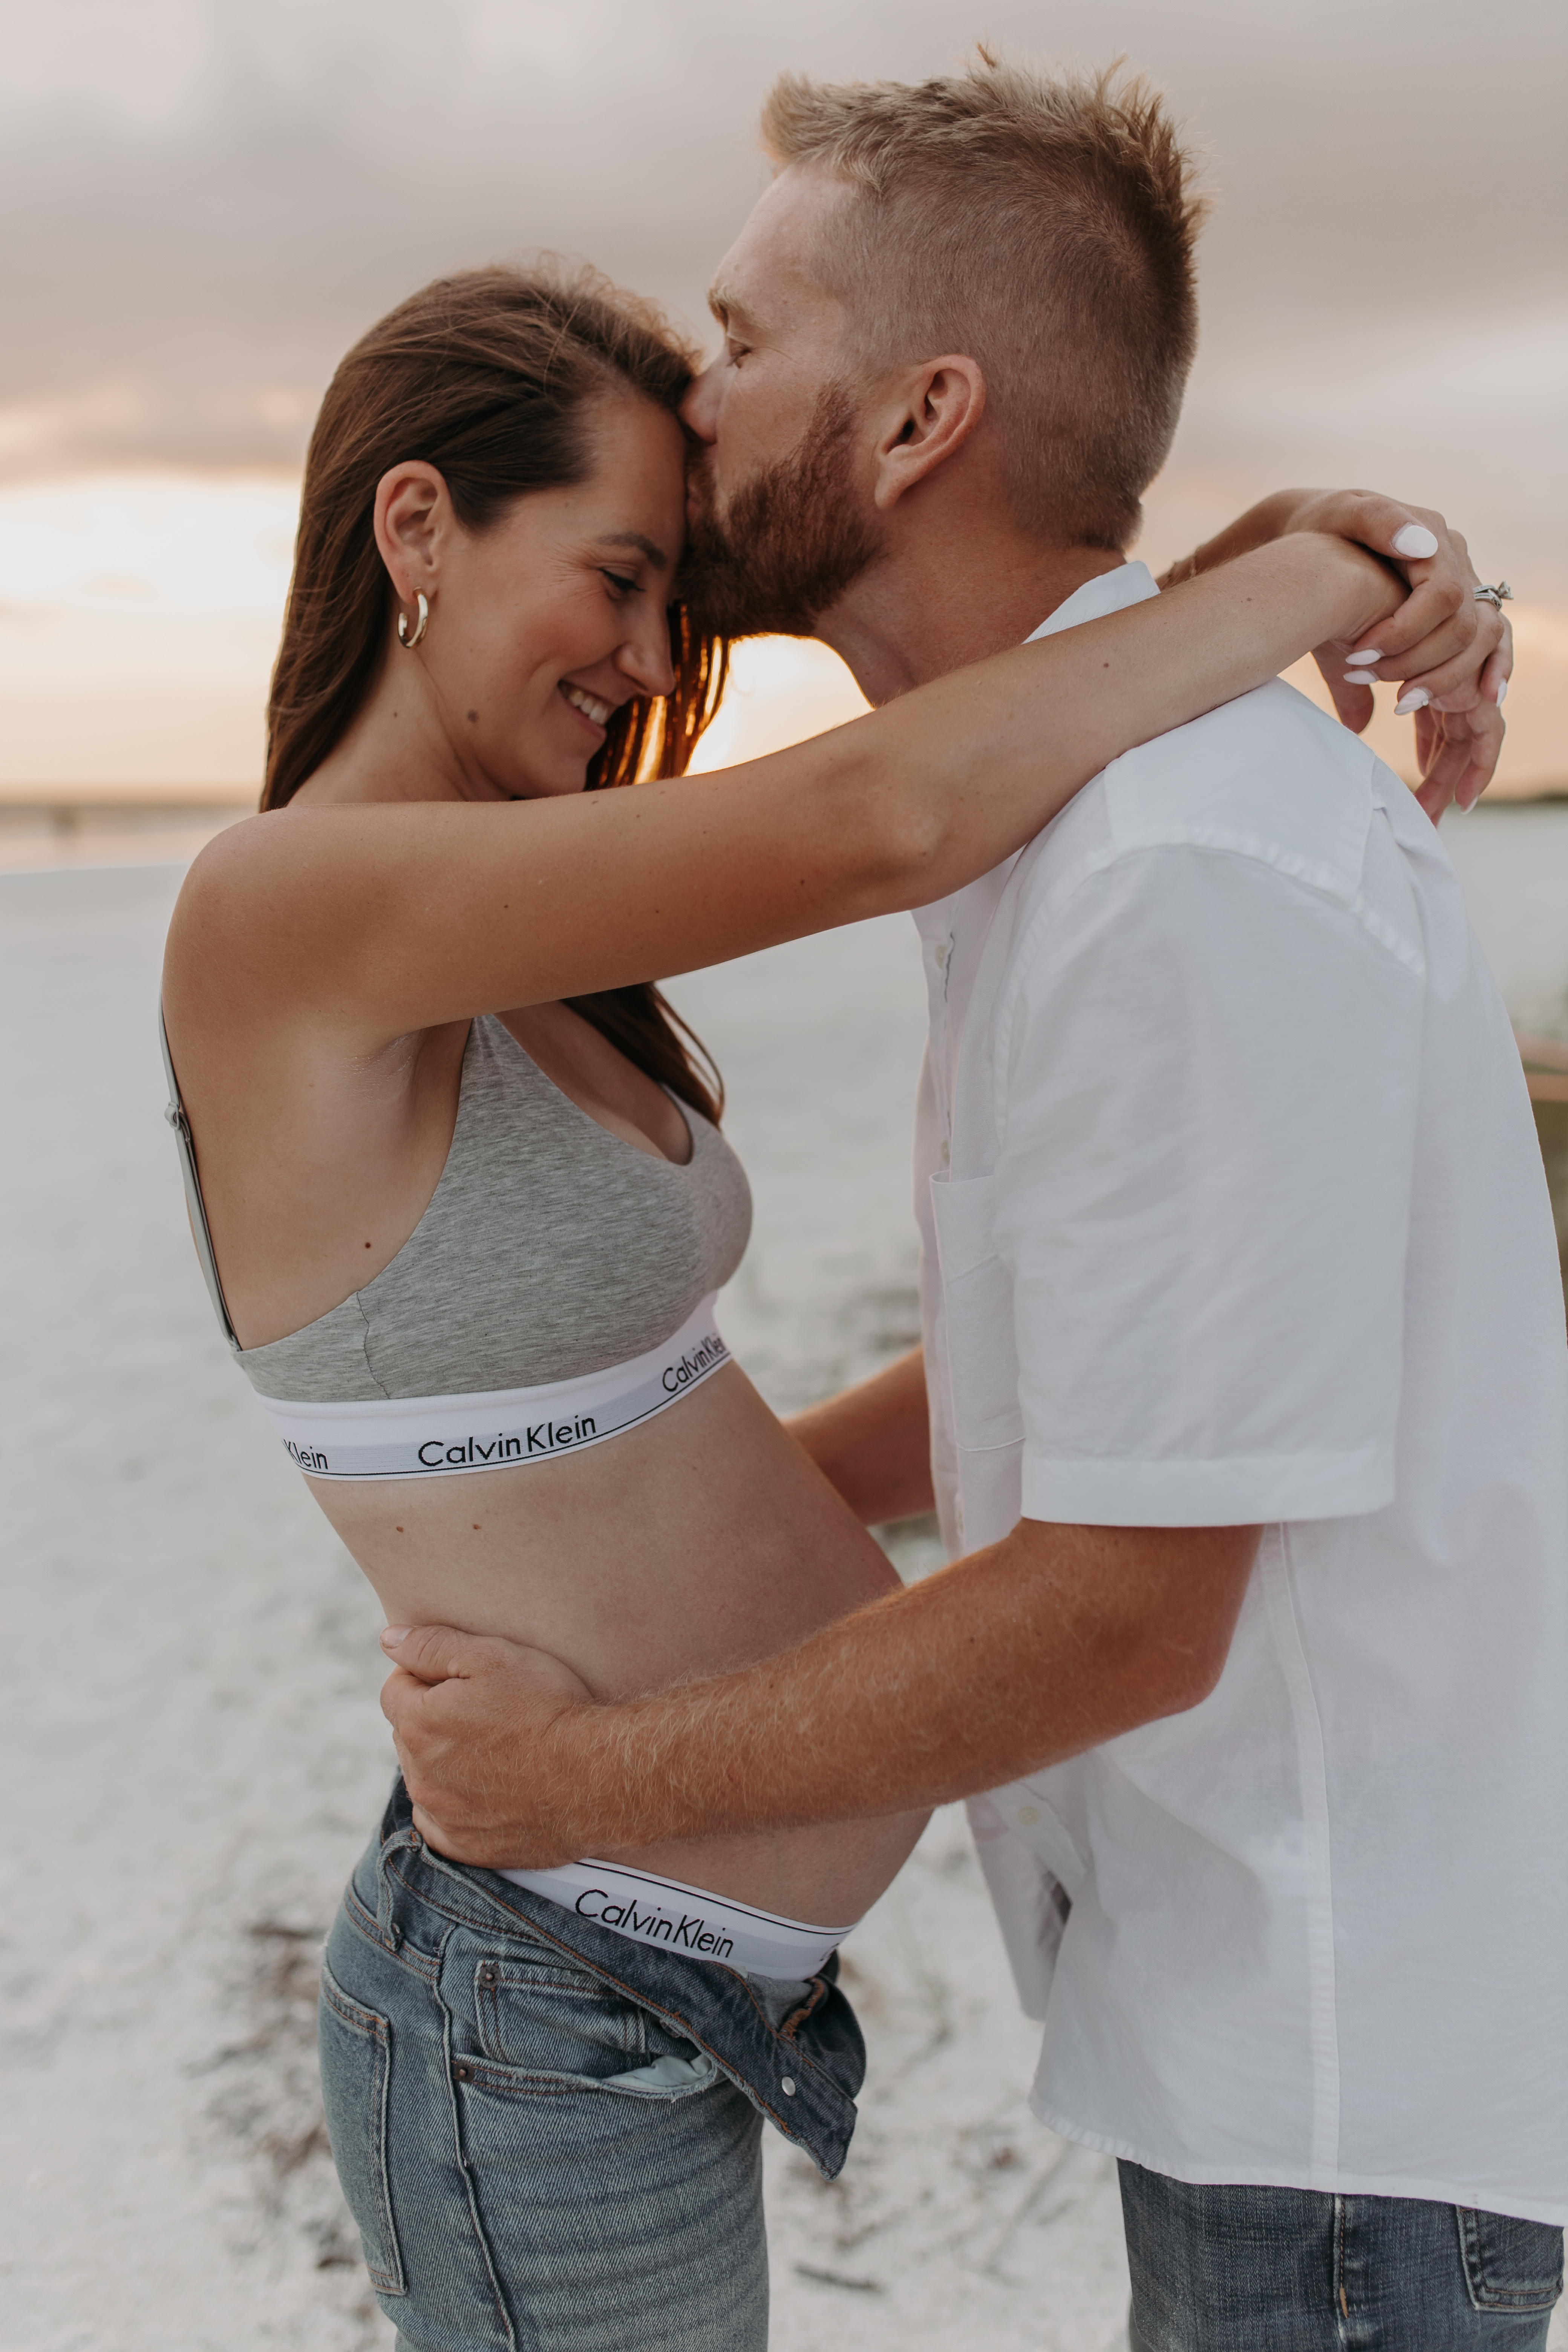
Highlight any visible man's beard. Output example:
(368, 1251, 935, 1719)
(677, 385, 884, 640)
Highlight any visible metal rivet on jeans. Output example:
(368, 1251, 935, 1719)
(478, 1962, 498, 1988)
(453, 2062, 474, 2082)
(781, 2076, 796, 2096)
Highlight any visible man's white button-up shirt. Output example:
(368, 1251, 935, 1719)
(913, 561, 1568, 2222)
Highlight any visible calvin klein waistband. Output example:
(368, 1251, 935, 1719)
(499, 1856, 854, 1979)
(255, 1295, 729, 1481)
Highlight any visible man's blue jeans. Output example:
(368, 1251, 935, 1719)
(1122, 2161, 1564, 2350)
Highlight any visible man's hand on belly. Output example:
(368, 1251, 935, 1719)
(381, 1628, 594, 1867)
(379, 1519, 1260, 1865)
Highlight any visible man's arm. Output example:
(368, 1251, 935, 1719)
(785, 1346, 934, 1525)
(380, 1517, 1258, 1867)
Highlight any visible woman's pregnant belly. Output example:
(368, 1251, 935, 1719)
(311, 1361, 930, 1931)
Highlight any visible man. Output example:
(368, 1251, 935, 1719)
(383, 58, 1563, 2348)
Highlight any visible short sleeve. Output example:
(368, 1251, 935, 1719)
(993, 842, 1424, 1527)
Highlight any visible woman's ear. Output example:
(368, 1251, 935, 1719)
(870, 356, 986, 513)
(373, 461, 449, 600)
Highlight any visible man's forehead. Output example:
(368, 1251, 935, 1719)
(706, 168, 842, 328)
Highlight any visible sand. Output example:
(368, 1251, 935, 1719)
(5, 860, 1562, 2352)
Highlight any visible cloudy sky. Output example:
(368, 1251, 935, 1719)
(2, 0, 1564, 787)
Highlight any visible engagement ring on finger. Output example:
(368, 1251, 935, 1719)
(1474, 582, 1513, 609)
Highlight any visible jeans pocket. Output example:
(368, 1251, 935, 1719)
(473, 1950, 647, 2075)
(1456, 2207, 1564, 2312)
(318, 1964, 406, 2297)
(462, 1954, 718, 2101)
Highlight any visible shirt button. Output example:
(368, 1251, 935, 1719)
(1016, 1805, 1040, 1827)
(939, 1140, 951, 1167)
(781, 2076, 797, 2097)
(934, 942, 948, 971)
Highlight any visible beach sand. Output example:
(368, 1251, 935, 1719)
(2, 866, 1139, 2350)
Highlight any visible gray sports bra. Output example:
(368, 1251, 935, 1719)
(163, 1012, 752, 1481)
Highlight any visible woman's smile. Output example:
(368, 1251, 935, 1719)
(559, 678, 614, 737)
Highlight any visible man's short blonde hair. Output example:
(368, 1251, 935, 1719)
(760, 52, 1207, 551)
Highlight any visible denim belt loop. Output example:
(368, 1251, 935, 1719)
(374, 1821, 426, 1945)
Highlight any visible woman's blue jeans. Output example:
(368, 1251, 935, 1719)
(1122, 2160, 1565, 2350)
(318, 1779, 865, 2351)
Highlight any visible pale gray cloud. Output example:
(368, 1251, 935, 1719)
(3, 0, 1565, 577)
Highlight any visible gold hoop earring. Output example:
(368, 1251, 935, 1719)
(397, 591, 429, 650)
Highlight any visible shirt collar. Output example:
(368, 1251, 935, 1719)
(1023, 560, 1159, 645)
(911, 561, 1162, 957)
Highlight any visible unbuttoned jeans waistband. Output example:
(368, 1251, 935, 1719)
(357, 1777, 866, 2180)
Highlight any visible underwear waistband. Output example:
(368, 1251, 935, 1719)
(255, 1294, 728, 1481)
(499, 1857, 854, 1979)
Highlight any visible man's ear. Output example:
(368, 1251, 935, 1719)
(869, 355, 986, 513)
(373, 461, 450, 602)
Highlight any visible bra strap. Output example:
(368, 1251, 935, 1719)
(159, 1004, 241, 1352)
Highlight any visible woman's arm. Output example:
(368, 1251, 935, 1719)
(168, 530, 1451, 1043)
(1162, 487, 1512, 817)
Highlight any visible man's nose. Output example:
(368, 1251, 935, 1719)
(681, 362, 721, 444)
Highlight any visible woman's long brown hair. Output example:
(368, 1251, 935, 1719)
(263, 262, 730, 1123)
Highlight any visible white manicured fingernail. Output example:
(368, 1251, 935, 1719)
(1343, 670, 1379, 686)
(1495, 678, 1509, 705)
(1395, 687, 1432, 715)
(1347, 648, 1384, 664)
(1392, 524, 1440, 559)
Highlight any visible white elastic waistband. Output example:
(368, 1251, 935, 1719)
(256, 1295, 728, 1481)
(500, 1857, 854, 1978)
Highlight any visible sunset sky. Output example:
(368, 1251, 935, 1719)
(3, 0, 1563, 790)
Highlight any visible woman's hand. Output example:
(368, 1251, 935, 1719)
(1168, 488, 1513, 816)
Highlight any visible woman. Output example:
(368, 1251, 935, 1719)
(161, 262, 1502, 2350)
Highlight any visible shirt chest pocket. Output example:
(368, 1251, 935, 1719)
(931, 1173, 1024, 1454)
